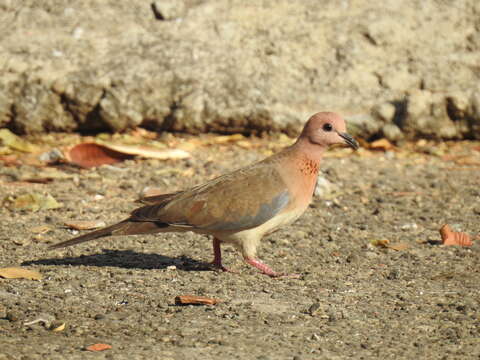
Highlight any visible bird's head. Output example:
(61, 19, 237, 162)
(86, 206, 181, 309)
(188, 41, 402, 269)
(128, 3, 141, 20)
(299, 112, 359, 150)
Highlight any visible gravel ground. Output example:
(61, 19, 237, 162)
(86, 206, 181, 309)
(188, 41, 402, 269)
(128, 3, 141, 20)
(0, 136, 479, 360)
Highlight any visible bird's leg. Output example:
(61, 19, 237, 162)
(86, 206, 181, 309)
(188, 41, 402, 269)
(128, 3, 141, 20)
(211, 238, 237, 273)
(244, 257, 301, 279)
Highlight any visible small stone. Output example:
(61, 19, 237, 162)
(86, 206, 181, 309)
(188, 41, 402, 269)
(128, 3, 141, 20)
(6, 311, 19, 322)
(307, 302, 321, 316)
(94, 314, 105, 320)
(387, 269, 400, 280)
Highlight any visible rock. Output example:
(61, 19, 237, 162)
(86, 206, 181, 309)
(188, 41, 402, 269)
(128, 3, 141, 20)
(372, 103, 396, 123)
(382, 123, 403, 141)
(0, 1, 479, 139)
(404, 90, 458, 139)
(345, 113, 383, 139)
(314, 176, 340, 200)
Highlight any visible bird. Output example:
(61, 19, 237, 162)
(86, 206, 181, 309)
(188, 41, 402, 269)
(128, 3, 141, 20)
(49, 112, 359, 277)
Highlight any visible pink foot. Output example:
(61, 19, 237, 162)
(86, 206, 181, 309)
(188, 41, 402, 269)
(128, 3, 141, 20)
(210, 238, 238, 274)
(244, 257, 301, 278)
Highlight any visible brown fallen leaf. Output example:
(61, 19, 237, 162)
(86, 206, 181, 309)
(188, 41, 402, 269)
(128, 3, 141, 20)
(0, 267, 42, 280)
(86, 344, 112, 352)
(66, 142, 190, 168)
(66, 143, 133, 168)
(439, 224, 473, 247)
(64, 220, 106, 230)
(175, 295, 220, 306)
(0, 155, 21, 166)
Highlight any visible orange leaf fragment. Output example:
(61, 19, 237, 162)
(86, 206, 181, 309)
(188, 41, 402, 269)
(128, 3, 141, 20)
(370, 239, 390, 248)
(439, 224, 473, 247)
(175, 295, 220, 306)
(369, 138, 395, 151)
(86, 343, 112, 352)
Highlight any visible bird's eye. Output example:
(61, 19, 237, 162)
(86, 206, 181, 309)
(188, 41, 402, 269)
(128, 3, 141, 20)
(323, 123, 333, 132)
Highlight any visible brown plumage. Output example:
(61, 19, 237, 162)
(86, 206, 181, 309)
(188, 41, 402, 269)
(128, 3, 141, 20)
(50, 112, 358, 277)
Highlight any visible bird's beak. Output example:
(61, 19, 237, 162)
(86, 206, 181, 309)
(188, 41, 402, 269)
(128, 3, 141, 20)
(338, 132, 359, 150)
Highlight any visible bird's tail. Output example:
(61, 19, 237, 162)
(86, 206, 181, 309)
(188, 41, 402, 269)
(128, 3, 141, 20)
(48, 220, 166, 250)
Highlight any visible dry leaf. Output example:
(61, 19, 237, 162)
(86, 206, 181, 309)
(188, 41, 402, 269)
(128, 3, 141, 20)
(439, 224, 472, 247)
(370, 239, 390, 248)
(86, 344, 112, 352)
(0, 155, 20, 166)
(8, 193, 62, 212)
(66, 142, 190, 168)
(370, 138, 395, 151)
(0, 267, 42, 280)
(0, 129, 38, 153)
(99, 143, 190, 160)
(31, 225, 52, 234)
(51, 322, 66, 332)
(66, 143, 133, 168)
(209, 134, 245, 144)
(64, 220, 106, 230)
(175, 295, 220, 306)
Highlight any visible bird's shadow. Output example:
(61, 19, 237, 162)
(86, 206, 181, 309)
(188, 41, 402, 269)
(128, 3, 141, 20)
(22, 249, 212, 272)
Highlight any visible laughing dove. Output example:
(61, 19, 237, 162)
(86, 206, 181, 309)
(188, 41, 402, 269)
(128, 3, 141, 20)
(50, 112, 358, 277)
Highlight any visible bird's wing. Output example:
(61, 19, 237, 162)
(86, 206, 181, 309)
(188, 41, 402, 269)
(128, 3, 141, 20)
(129, 161, 291, 232)
(136, 191, 184, 205)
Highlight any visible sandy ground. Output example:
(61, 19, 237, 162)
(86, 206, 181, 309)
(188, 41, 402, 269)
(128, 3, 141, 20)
(0, 135, 479, 359)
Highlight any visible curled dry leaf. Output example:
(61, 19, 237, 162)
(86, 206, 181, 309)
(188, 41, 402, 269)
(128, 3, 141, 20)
(439, 224, 473, 247)
(66, 142, 190, 168)
(370, 239, 390, 248)
(175, 295, 220, 306)
(101, 143, 190, 160)
(370, 239, 409, 251)
(0, 267, 42, 280)
(369, 138, 395, 151)
(64, 220, 106, 230)
(66, 143, 133, 168)
(51, 322, 66, 332)
(86, 344, 112, 352)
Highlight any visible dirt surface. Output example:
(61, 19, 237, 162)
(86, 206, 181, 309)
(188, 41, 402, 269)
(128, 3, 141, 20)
(0, 136, 479, 359)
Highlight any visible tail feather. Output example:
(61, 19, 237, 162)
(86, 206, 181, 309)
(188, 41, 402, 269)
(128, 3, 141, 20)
(49, 221, 128, 250)
(49, 219, 172, 250)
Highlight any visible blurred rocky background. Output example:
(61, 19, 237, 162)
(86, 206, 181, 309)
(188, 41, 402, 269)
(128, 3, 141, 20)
(0, 0, 479, 140)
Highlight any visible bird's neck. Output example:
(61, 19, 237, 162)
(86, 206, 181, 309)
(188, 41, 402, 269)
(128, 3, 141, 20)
(289, 139, 325, 170)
